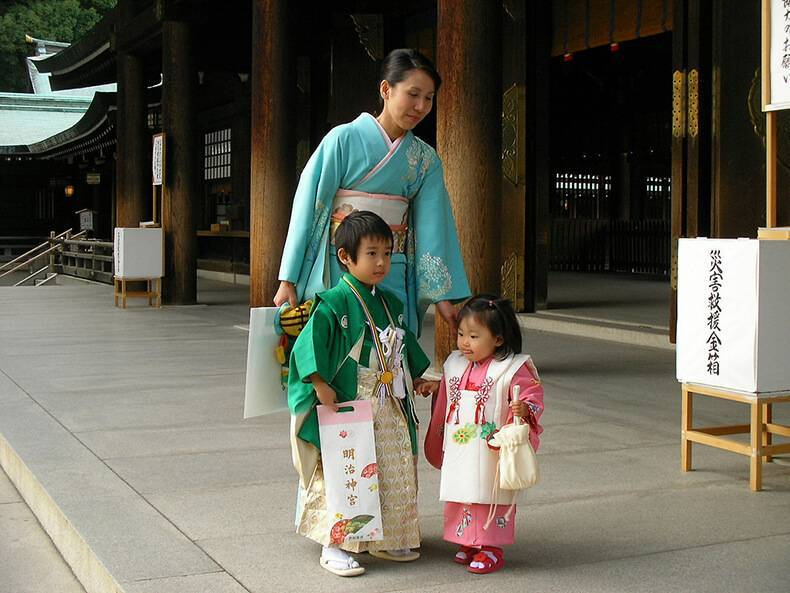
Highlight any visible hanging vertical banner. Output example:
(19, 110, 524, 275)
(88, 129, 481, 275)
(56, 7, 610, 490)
(765, 0, 790, 110)
(152, 133, 164, 186)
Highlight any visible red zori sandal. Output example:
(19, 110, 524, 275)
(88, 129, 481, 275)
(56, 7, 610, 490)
(454, 545, 477, 565)
(467, 546, 504, 574)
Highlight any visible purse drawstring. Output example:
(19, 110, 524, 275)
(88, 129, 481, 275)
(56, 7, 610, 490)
(482, 412, 523, 531)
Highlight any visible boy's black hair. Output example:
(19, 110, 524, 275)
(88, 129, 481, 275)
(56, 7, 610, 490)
(458, 294, 522, 360)
(334, 210, 393, 272)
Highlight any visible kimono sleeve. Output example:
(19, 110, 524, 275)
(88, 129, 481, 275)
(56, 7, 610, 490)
(424, 374, 447, 470)
(506, 362, 545, 451)
(404, 327, 430, 378)
(278, 127, 347, 285)
(287, 304, 337, 416)
(411, 156, 471, 312)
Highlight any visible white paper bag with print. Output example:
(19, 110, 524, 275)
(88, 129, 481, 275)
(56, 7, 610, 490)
(318, 401, 383, 544)
(243, 307, 288, 418)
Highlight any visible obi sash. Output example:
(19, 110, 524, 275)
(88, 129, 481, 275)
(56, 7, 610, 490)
(330, 189, 409, 253)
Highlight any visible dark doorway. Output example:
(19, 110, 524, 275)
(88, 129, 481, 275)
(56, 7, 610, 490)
(549, 33, 672, 277)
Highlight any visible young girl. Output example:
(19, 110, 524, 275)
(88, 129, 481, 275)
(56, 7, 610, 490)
(420, 295, 544, 574)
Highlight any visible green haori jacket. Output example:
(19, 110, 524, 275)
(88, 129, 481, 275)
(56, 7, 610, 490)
(287, 273, 431, 459)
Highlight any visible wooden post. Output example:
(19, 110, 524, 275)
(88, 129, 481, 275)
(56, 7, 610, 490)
(763, 402, 773, 462)
(669, 0, 687, 344)
(526, 0, 551, 312)
(762, 0, 778, 229)
(249, 0, 296, 308)
(766, 110, 778, 227)
(115, 51, 148, 227)
(161, 20, 198, 305)
(681, 384, 693, 471)
(750, 401, 763, 491)
(436, 0, 502, 362)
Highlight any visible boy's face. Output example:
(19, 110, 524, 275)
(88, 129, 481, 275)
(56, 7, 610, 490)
(339, 235, 392, 287)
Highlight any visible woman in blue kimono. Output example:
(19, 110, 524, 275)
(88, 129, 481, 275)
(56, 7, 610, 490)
(273, 48, 470, 336)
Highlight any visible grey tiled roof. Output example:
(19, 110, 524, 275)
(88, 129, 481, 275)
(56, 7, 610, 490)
(0, 93, 92, 146)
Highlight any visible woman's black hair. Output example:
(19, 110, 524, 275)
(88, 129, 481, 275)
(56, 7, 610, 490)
(457, 294, 522, 360)
(334, 210, 393, 272)
(378, 48, 442, 109)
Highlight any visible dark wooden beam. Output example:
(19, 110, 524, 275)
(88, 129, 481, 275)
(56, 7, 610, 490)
(161, 19, 198, 305)
(249, 0, 296, 308)
(436, 0, 502, 360)
(116, 50, 149, 228)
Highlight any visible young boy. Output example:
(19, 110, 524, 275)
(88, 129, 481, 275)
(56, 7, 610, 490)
(287, 210, 432, 577)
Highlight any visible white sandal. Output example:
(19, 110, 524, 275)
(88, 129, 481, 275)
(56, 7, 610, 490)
(369, 548, 420, 562)
(320, 549, 365, 577)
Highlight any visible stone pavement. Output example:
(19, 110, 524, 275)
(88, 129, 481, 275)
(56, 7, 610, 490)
(0, 469, 85, 593)
(1, 279, 789, 593)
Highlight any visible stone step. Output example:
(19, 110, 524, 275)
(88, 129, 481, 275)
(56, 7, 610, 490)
(518, 311, 673, 351)
(0, 401, 231, 593)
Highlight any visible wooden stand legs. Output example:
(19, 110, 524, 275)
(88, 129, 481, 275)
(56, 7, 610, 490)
(750, 401, 763, 491)
(681, 385, 693, 472)
(681, 383, 790, 492)
(113, 277, 161, 308)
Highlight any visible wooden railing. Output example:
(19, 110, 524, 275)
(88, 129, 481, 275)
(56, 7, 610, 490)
(60, 238, 114, 284)
(550, 218, 670, 276)
(0, 230, 114, 285)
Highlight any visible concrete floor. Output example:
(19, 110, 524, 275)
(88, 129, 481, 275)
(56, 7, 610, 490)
(1, 275, 789, 593)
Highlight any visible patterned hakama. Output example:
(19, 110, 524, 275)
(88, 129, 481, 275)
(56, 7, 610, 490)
(297, 367, 420, 551)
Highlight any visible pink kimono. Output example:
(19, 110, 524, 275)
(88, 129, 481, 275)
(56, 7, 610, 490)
(425, 351, 544, 547)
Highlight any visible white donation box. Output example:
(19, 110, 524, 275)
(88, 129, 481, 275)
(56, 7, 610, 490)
(676, 238, 790, 393)
(113, 228, 164, 279)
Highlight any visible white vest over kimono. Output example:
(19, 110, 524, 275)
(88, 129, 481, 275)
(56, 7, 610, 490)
(439, 351, 533, 505)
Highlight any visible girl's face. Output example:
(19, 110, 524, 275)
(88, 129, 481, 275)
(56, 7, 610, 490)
(380, 69, 435, 132)
(457, 315, 503, 363)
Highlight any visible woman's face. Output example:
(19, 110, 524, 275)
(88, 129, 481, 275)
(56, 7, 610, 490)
(380, 69, 436, 131)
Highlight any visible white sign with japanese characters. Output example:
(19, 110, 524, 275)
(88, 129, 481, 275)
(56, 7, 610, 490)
(676, 238, 790, 393)
(768, 0, 790, 109)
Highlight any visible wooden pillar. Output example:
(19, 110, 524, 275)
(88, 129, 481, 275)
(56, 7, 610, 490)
(249, 0, 296, 308)
(711, 1, 763, 237)
(525, 0, 550, 311)
(436, 0, 502, 361)
(115, 53, 148, 227)
(161, 20, 198, 305)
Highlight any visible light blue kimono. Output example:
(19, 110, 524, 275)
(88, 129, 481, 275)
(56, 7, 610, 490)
(278, 112, 470, 335)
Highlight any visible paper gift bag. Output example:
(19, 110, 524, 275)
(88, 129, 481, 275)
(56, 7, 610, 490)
(318, 401, 383, 544)
(243, 307, 288, 418)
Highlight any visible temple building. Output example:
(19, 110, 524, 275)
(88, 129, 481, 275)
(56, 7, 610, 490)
(0, 1, 782, 345)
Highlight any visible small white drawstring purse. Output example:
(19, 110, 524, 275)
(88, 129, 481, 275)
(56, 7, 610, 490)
(483, 385, 539, 529)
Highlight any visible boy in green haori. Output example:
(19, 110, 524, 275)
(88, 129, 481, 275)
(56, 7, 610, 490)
(288, 210, 432, 577)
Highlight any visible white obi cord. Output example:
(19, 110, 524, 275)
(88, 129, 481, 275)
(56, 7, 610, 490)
(376, 324, 407, 401)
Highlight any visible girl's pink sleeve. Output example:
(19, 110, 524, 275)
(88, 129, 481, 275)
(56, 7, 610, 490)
(424, 375, 447, 469)
(506, 362, 545, 451)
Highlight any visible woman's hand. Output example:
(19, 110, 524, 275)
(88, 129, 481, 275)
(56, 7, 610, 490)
(413, 378, 439, 398)
(435, 300, 458, 336)
(310, 373, 337, 411)
(273, 280, 297, 307)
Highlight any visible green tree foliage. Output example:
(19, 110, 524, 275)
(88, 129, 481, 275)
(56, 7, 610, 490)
(0, 0, 117, 92)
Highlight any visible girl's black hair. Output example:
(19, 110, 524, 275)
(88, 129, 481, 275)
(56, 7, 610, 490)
(458, 294, 522, 360)
(334, 210, 393, 272)
(378, 48, 442, 109)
